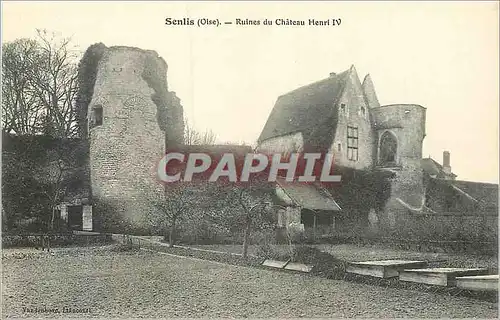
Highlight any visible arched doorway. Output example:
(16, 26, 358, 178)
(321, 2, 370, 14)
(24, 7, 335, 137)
(379, 131, 398, 166)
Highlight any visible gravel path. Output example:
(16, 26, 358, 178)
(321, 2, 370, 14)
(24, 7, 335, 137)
(2, 246, 498, 318)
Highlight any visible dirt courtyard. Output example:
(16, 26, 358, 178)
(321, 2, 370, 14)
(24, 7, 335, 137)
(2, 246, 498, 318)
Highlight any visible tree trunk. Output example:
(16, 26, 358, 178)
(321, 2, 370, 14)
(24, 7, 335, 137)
(47, 205, 58, 252)
(46, 234, 51, 252)
(242, 214, 251, 259)
(50, 206, 56, 231)
(168, 218, 176, 248)
(313, 213, 317, 241)
(286, 230, 294, 262)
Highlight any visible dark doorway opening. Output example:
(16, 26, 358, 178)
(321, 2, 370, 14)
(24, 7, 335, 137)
(379, 131, 398, 166)
(68, 206, 83, 230)
(301, 209, 335, 236)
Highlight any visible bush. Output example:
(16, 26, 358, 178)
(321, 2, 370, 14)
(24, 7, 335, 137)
(2, 233, 112, 248)
(292, 245, 347, 279)
(253, 228, 289, 260)
(255, 243, 287, 260)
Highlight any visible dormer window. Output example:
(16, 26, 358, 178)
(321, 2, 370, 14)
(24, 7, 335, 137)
(360, 106, 366, 117)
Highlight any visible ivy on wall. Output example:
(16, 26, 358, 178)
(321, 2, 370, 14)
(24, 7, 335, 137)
(142, 55, 169, 130)
(324, 166, 394, 230)
(75, 43, 107, 139)
(141, 54, 184, 146)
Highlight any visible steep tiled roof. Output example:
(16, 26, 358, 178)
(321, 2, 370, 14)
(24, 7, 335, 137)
(258, 68, 351, 143)
(276, 179, 341, 211)
(361, 74, 380, 108)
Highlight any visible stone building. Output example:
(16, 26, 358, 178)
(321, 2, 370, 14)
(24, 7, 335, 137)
(257, 65, 498, 237)
(3, 55, 496, 242)
(87, 46, 184, 230)
(2, 46, 185, 233)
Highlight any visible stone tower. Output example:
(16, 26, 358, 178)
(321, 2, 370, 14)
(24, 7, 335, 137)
(87, 46, 183, 230)
(371, 104, 426, 227)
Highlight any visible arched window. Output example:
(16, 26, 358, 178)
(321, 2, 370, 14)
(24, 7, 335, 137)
(379, 131, 397, 166)
(360, 106, 366, 117)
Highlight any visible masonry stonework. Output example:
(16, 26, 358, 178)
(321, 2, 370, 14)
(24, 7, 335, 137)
(257, 66, 432, 233)
(331, 66, 374, 170)
(372, 104, 426, 210)
(88, 46, 180, 228)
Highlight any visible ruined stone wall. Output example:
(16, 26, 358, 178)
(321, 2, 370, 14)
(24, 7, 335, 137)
(88, 46, 182, 230)
(166, 92, 184, 146)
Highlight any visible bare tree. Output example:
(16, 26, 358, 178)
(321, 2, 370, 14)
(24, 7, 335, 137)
(1, 30, 79, 137)
(1, 39, 44, 135)
(39, 139, 85, 250)
(31, 29, 79, 137)
(44, 157, 68, 232)
(147, 179, 250, 247)
(147, 182, 207, 247)
(236, 180, 275, 259)
(40, 157, 67, 252)
(184, 119, 217, 145)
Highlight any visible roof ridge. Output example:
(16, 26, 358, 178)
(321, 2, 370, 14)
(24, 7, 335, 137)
(452, 179, 499, 187)
(277, 68, 351, 99)
(258, 66, 353, 142)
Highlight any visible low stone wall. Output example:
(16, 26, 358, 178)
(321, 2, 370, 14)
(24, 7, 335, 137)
(356, 210, 499, 255)
(394, 211, 498, 242)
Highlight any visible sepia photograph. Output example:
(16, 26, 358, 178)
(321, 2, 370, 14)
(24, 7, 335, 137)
(1, 1, 499, 319)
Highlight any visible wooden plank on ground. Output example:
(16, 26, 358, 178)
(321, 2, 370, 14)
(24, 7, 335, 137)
(456, 275, 498, 291)
(262, 259, 289, 269)
(346, 260, 428, 278)
(284, 262, 313, 273)
(399, 268, 489, 287)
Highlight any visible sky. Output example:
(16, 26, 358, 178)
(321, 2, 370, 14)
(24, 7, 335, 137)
(2, 1, 499, 183)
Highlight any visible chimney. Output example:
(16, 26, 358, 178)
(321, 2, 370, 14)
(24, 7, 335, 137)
(329, 72, 336, 77)
(443, 151, 451, 175)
